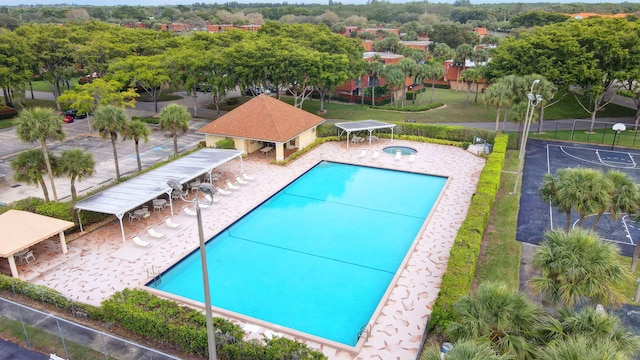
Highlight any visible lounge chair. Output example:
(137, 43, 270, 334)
(241, 172, 255, 181)
(395, 150, 402, 160)
(359, 149, 367, 158)
(408, 154, 416, 163)
(164, 217, 181, 229)
(372, 149, 379, 159)
(132, 236, 150, 247)
(147, 227, 165, 239)
(226, 179, 240, 191)
(203, 194, 220, 204)
(183, 206, 197, 216)
(236, 176, 249, 185)
(216, 186, 233, 196)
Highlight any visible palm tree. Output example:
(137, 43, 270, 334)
(529, 229, 630, 307)
(122, 120, 151, 172)
(591, 170, 638, 231)
(446, 283, 544, 359)
(93, 105, 129, 180)
(454, 44, 474, 90)
(382, 65, 406, 108)
(367, 58, 384, 107)
(540, 306, 640, 357)
(397, 58, 418, 107)
(557, 168, 612, 229)
(421, 61, 445, 104)
(484, 81, 510, 132)
(540, 336, 635, 360)
(10, 149, 57, 202)
(539, 170, 573, 233)
(460, 68, 480, 106)
(159, 104, 190, 157)
(421, 340, 511, 360)
(15, 107, 65, 202)
(58, 148, 96, 202)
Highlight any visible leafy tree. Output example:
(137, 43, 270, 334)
(509, 10, 570, 28)
(93, 105, 129, 180)
(109, 55, 170, 114)
(122, 120, 151, 172)
(159, 104, 190, 157)
(11, 149, 57, 202)
(430, 23, 480, 49)
(530, 229, 630, 307)
(58, 148, 95, 202)
(446, 283, 544, 359)
(16, 107, 65, 202)
(0, 29, 33, 108)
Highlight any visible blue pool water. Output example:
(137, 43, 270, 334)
(148, 162, 447, 346)
(383, 146, 417, 155)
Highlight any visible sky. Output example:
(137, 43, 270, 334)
(4, 0, 627, 6)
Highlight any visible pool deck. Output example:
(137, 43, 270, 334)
(16, 139, 485, 360)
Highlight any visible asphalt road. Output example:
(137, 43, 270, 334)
(0, 338, 48, 360)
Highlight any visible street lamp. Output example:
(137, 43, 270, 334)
(513, 80, 543, 194)
(167, 179, 217, 360)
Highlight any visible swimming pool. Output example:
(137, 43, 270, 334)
(147, 161, 447, 347)
(383, 146, 417, 155)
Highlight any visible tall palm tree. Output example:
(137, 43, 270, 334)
(540, 306, 640, 357)
(530, 229, 630, 307)
(93, 105, 129, 180)
(367, 57, 384, 107)
(159, 104, 190, 157)
(15, 107, 65, 202)
(446, 283, 545, 359)
(58, 148, 96, 202)
(539, 170, 573, 233)
(591, 170, 638, 231)
(122, 120, 151, 172)
(557, 168, 612, 229)
(397, 58, 418, 107)
(382, 65, 406, 108)
(454, 44, 474, 90)
(460, 68, 480, 106)
(10, 149, 56, 202)
(422, 61, 445, 104)
(484, 81, 510, 132)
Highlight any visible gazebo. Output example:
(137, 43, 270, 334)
(334, 120, 396, 148)
(0, 210, 74, 278)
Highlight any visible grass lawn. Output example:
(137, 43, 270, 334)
(543, 91, 635, 120)
(473, 149, 522, 290)
(529, 127, 640, 149)
(29, 78, 81, 93)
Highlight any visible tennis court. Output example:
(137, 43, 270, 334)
(517, 139, 640, 256)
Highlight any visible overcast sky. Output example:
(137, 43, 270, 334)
(4, 0, 627, 6)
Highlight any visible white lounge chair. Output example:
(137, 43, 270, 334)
(372, 149, 379, 159)
(236, 176, 250, 185)
(183, 206, 197, 216)
(216, 186, 233, 196)
(395, 150, 402, 160)
(241, 172, 255, 181)
(408, 154, 416, 163)
(359, 149, 367, 158)
(147, 227, 165, 239)
(132, 236, 150, 247)
(226, 179, 240, 191)
(203, 194, 220, 204)
(164, 217, 181, 229)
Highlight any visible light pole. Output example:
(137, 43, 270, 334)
(167, 179, 217, 360)
(513, 80, 543, 194)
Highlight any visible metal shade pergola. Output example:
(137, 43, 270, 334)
(334, 120, 396, 148)
(75, 148, 243, 242)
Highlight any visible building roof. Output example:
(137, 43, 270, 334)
(0, 210, 74, 257)
(197, 94, 325, 143)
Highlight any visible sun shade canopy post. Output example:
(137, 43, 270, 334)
(74, 148, 243, 242)
(334, 120, 396, 149)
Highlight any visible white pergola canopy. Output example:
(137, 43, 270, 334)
(334, 120, 396, 148)
(75, 148, 243, 242)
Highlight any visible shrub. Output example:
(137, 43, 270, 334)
(398, 123, 496, 144)
(370, 102, 444, 112)
(215, 138, 235, 149)
(226, 97, 240, 105)
(428, 134, 507, 333)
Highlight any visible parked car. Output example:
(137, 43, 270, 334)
(63, 114, 74, 123)
(64, 109, 87, 119)
(245, 87, 264, 96)
(196, 84, 212, 93)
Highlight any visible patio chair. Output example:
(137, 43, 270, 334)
(183, 206, 197, 216)
(153, 203, 163, 212)
(164, 217, 181, 229)
(226, 179, 240, 191)
(204, 194, 220, 204)
(408, 154, 416, 163)
(132, 236, 150, 247)
(215, 186, 233, 196)
(128, 212, 140, 222)
(359, 149, 367, 158)
(372, 149, 379, 159)
(236, 176, 250, 185)
(241, 172, 256, 181)
(147, 227, 165, 239)
(395, 150, 402, 160)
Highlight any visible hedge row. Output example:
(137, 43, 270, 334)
(101, 289, 326, 359)
(398, 123, 496, 144)
(427, 133, 508, 333)
(370, 102, 444, 112)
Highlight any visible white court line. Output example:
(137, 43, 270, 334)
(622, 214, 637, 246)
(570, 214, 635, 246)
(546, 144, 554, 230)
(558, 145, 638, 169)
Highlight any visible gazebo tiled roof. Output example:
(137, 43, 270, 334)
(196, 94, 325, 143)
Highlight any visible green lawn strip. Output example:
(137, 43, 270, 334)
(0, 317, 116, 360)
(529, 127, 640, 148)
(543, 92, 635, 119)
(0, 119, 19, 130)
(29, 78, 82, 93)
(472, 149, 522, 291)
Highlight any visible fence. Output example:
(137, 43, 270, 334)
(529, 119, 640, 149)
(0, 296, 179, 360)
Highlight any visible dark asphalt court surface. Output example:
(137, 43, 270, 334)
(0, 338, 48, 360)
(516, 139, 640, 257)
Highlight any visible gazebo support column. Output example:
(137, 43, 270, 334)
(275, 143, 285, 161)
(58, 231, 68, 254)
(8, 256, 19, 278)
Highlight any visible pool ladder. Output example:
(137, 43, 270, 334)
(147, 265, 162, 285)
(357, 323, 372, 342)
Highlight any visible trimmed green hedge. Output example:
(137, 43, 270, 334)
(370, 102, 444, 112)
(399, 123, 496, 144)
(428, 133, 508, 333)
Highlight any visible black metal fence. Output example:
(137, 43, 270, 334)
(530, 120, 640, 149)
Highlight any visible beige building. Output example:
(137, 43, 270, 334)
(197, 95, 325, 161)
